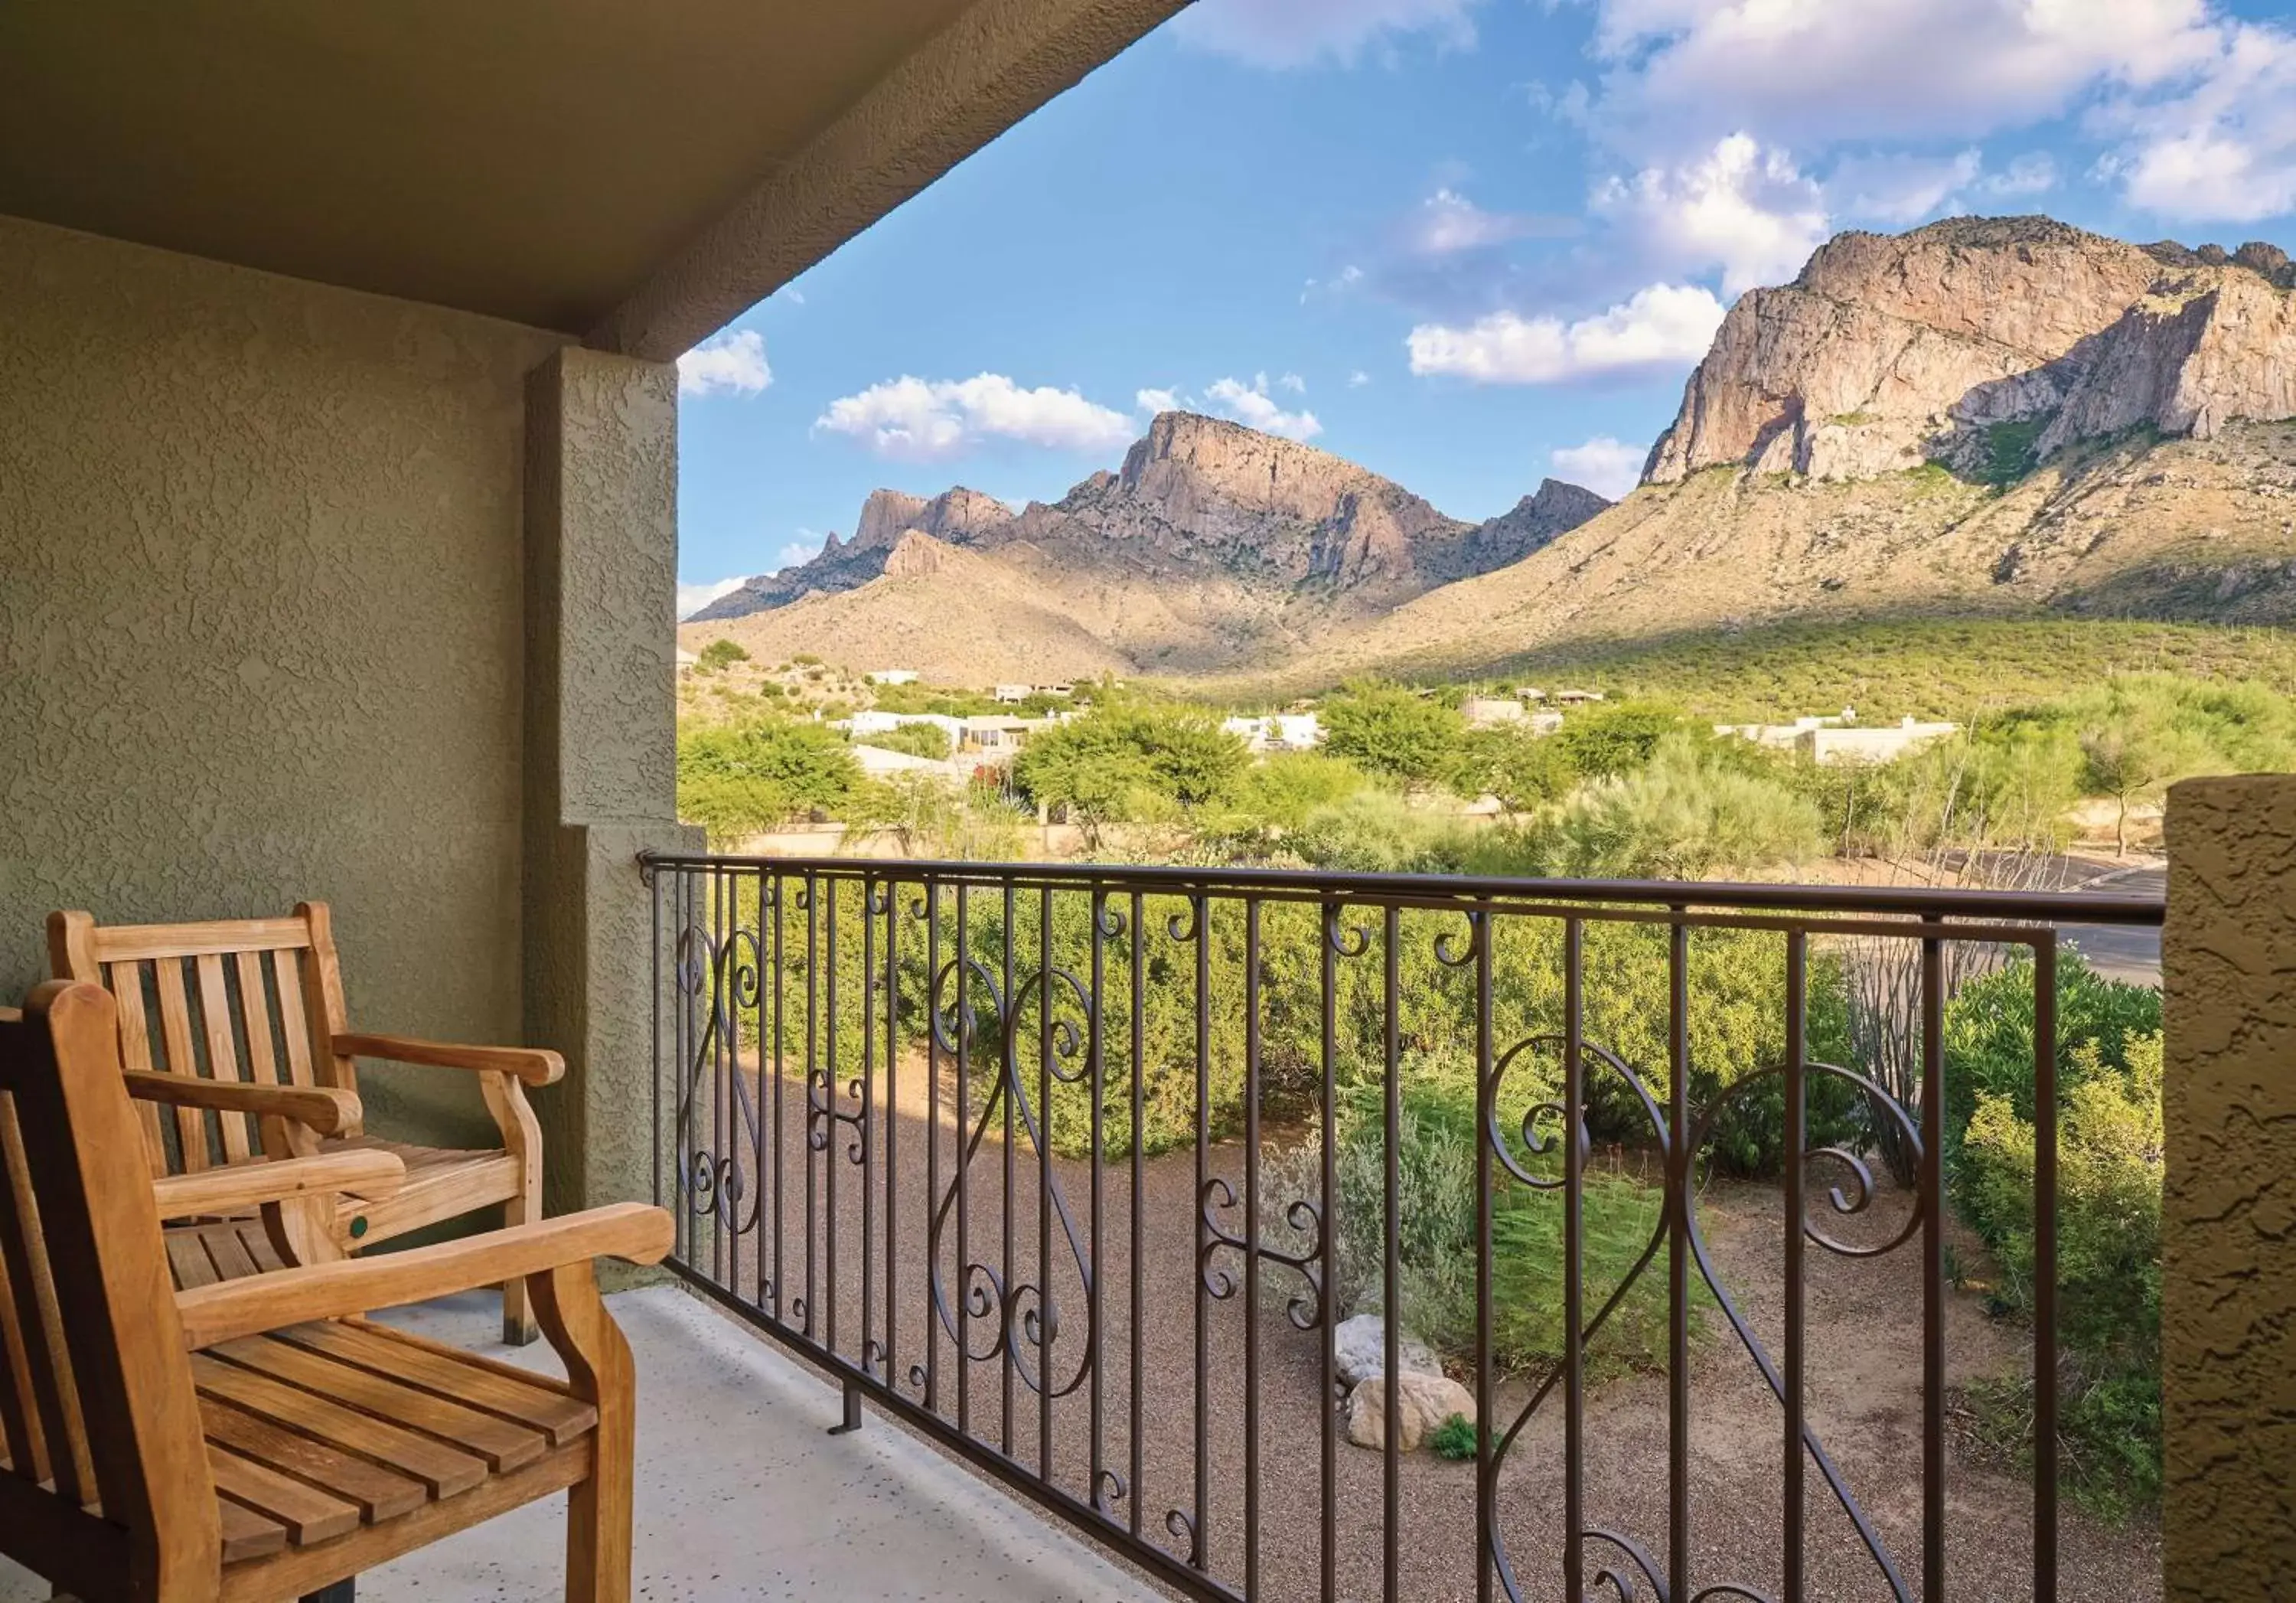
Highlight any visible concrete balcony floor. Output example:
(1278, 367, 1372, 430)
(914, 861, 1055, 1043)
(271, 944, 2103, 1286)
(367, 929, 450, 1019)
(0, 1285, 1159, 1602)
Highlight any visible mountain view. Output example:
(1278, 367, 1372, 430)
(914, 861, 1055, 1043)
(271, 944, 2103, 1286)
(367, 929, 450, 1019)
(682, 217, 2296, 690)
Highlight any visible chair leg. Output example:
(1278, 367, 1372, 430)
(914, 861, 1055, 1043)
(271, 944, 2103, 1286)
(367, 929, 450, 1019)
(502, 1193, 540, 1346)
(534, 1263, 635, 1603)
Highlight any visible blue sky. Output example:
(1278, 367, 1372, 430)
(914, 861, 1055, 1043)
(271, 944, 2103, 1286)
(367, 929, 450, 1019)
(676, 0, 2296, 615)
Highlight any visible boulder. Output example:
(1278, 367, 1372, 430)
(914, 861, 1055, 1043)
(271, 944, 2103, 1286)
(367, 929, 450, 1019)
(1345, 1372, 1477, 1453)
(1332, 1314, 1441, 1390)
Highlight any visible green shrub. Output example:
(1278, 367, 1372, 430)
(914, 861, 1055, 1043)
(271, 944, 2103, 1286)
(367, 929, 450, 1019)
(1429, 1414, 1477, 1461)
(676, 715, 861, 846)
(1549, 702, 1694, 781)
(1012, 705, 1247, 841)
(1542, 733, 1825, 877)
(1944, 953, 2164, 1520)
(1321, 682, 1465, 786)
(856, 721, 954, 761)
(1450, 723, 1573, 811)
(696, 638, 750, 671)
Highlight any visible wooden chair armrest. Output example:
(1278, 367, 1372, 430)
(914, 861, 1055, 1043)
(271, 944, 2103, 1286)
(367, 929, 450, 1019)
(331, 1031, 565, 1087)
(122, 1070, 362, 1138)
(152, 1149, 406, 1219)
(173, 1203, 672, 1349)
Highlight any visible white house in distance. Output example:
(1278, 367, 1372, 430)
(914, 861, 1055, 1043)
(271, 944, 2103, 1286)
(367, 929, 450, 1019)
(1718, 713, 1958, 766)
(866, 668, 919, 686)
(1221, 713, 1323, 753)
(846, 710, 964, 743)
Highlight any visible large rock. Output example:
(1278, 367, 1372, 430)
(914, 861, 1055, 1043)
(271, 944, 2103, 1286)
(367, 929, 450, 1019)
(1345, 1372, 1477, 1453)
(1642, 215, 2296, 488)
(1332, 1313, 1442, 1390)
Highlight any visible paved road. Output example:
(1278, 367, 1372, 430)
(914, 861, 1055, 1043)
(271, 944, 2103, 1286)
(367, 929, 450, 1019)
(2057, 864, 2165, 988)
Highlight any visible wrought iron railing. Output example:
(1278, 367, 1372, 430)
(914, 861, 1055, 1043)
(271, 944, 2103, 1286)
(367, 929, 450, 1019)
(640, 851, 2164, 1603)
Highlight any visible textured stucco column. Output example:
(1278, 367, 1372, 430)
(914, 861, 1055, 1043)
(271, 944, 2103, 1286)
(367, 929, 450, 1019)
(522, 348, 701, 1223)
(2161, 775, 2296, 1601)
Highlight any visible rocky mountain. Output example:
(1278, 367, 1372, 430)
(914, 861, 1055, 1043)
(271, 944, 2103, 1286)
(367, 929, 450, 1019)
(687, 412, 1612, 657)
(687, 216, 2296, 690)
(1645, 217, 2296, 486)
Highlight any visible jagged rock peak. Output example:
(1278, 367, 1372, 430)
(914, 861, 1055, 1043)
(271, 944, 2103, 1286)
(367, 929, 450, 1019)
(852, 485, 1013, 550)
(1645, 214, 2296, 488)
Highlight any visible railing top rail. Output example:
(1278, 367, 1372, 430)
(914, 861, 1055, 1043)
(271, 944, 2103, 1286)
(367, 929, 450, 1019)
(637, 850, 2167, 927)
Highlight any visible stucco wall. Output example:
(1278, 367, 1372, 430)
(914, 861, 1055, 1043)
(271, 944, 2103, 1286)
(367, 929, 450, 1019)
(2161, 775, 2296, 1601)
(0, 215, 566, 1147)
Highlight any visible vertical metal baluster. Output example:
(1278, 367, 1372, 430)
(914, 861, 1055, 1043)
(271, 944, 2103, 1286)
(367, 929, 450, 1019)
(1194, 892, 1212, 1569)
(925, 880, 942, 1414)
(1668, 913, 1691, 1603)
(1382, 903, 1401, 1603)
(1320, 899, 1339, 1603)
(713, 867, 729, 1291)
(862, 877, 877, 1379)
(1784, 929, 1808, 1603)
(806, 871, 820, 1342)
(1475, 907, 1495, 1603)
(827, 880, 841, 1357)
(754, 868, 769, 1312)
(673, 868, 690, 1265)
(1564, 916, 1585, 1603)
(1090, 886, 1107, 1520)
(1039, 885, 1055, 1484)
(771, 872, 785, 1324)
(884, 874, 899, 1388)
(1129, 890, 1146, 1543)
(1922, 917, 1946, 1603)
(1003, 880, 1017, 1457)
(957, 883, 973, 1437)
(1244, 896, 1263, 1601)
(2033, 934, 2060, 1603)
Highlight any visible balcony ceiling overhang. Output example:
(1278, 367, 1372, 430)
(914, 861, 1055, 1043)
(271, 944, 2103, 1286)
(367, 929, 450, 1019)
(0, 0, 1182, 359)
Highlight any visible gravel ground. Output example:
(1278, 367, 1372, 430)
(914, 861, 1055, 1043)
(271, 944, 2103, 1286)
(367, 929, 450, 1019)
(667, 1050, 2160, 1602)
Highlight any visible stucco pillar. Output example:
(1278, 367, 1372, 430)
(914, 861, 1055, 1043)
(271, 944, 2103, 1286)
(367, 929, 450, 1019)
(521, 348, 700, 1221)
(2161, 775, 2296, 1601)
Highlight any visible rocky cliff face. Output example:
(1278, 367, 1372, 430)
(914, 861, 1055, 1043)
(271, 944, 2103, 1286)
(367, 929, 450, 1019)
(693, 411, 1609, 630)
(1645, 216, 2296, 486)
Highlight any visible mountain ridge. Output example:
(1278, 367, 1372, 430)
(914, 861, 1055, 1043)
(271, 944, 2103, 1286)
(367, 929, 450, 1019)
(685, 214, 2296, 689)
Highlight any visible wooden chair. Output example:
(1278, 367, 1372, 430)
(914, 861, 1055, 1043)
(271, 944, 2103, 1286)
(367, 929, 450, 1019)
(0, 981, 670, 1603)
(51, 903, 556, 1342)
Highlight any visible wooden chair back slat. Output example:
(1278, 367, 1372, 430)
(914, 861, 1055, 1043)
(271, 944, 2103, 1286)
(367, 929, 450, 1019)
(0, 985, 220, 1596)
(149, 961, 208, 1173)
(0, 1089, 94, 1504)
(234, 952, 281, 1089)
(86, 919, 313, 964)
(297, 904, 357, 1095)
(272, 948, 318, 1089)
(0, 1178, 50, 1484)
(194, 956, 254, 1164)
(103, 962, 167, 1175)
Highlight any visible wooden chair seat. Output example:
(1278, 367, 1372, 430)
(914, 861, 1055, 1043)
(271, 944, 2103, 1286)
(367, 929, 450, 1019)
(195, 1319, 596, 1588)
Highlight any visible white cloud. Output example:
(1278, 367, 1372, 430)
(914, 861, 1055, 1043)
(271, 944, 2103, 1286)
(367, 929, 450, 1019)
(776, 540, 819, 570)
(676, 576, 746, 619)
(2108, 18, 2296, 222)
(1205, 374, 1324, 439)
(1279, 372, 1308, 393)
(1171, 0, 1481, 69)
(1977, 152, 2060, 196)
(677, 329, 771, 398)
(1586, 0, 2223, 155)
(1407, 282, 1727, 384)
(1593, 134, 1830, 295)
(1137, 387, 1184, 414)
(814, 374, 1136, 461)
(1349, 370, 1374, 388)
(1551, 436, 1647, 499)
(1411, 188, 1540, 255)
(1828, 149, 1982, 224)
